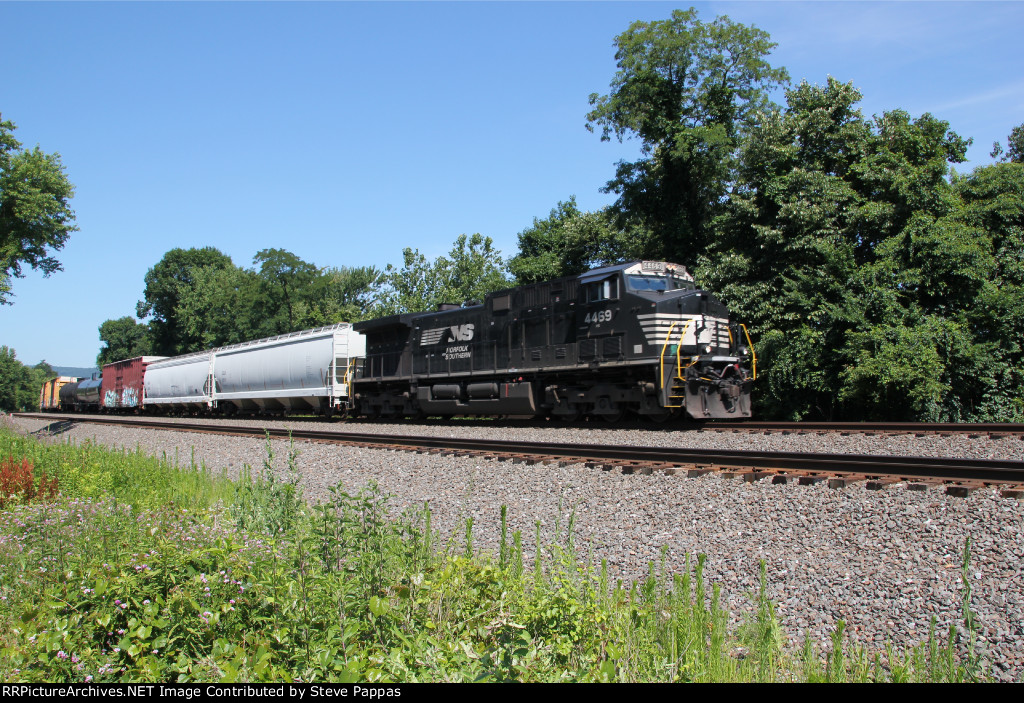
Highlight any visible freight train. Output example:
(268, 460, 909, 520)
(42, 261, 756, 421)
(47, 325, 364, 416)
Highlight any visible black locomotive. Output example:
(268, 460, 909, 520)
(352, 261, 755, 421)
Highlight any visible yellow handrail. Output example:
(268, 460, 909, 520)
(675, 320, 693, 380)
(740, 324, 757, 380)
(343, 358, 359, 387)
(659, 320, 694, 390)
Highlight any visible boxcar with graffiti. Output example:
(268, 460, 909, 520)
(100, 356, 168, 410)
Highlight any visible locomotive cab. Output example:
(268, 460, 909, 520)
(575, 261, 754, 418)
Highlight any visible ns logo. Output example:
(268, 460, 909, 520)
(449, 324, 475, 342)
(420, 323, 476, 346)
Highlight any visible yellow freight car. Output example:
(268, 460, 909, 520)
(39, 376, 79, 411)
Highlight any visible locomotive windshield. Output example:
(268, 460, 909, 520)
(626, 274, 695, 292)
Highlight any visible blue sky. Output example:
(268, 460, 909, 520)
(2, 1, 1021, 367)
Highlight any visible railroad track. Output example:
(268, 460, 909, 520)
(13, 412, 1024, 499)
(15, 411, 1024, 438)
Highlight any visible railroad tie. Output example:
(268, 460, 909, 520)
(798, 473, 825, 485)
(686, 466, 715, 478)
(828, 474, 866, 489)
(905, 479, 945, 492)
(720, 466, 757, 480)
(945, 481, 984, 498)
(865, 477, 901, 491)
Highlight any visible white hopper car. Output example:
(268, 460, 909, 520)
(143, 323, 366, 415)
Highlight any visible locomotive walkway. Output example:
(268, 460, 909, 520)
(17, 413, 1024, 498)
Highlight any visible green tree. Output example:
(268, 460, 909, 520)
(96, 317, 153, 367)
(306, 265, 382, 324)
(697, 78, 973, 420)
(586, 8, 788, 267)
(374, 234, 509, 316)
(949, 160, 1024, 420)
(990, 123, 1024, 164)
(130, 248, 378, 355)
(34, 360, 55, 379)
(252, 248, 321, 334)
(508, 197, 647, 284)
(697, 79, 871, 417)
(175, 265, 265, 348)
(0, 346, 47, 411)
(136, 247, 235, 355)
(0, 115, 77, 304)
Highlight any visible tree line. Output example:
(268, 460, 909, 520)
(96, 232, 511, 364)
(0, 348, 55, 412)
(5, 9, 1023, 420)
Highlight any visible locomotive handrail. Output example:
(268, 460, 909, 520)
(676, 320, 693, 379)
(658, 319, 693, 395)
(659, 321, 677, 393)
(344, 358, 358, 387)
(740, 324, 758, 380)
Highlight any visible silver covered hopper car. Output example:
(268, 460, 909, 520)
(144, 323, 366, 415)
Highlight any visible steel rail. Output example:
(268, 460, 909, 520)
(699, 420, 1024, 434)
(15, 412, 1024, 435)
(16, 413, 1024, 486)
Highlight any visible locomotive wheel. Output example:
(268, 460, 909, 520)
(556, 407, 582, 423)
(381, 407, 403, 421)
(601, 409, 625, 424)
(646, 408, 678, 424)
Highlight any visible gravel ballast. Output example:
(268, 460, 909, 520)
(6, 414, 1024, 680)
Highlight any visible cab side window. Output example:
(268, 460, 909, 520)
(586, 277, 618, 302)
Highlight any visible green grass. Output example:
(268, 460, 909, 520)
(0, 425, 985, 682)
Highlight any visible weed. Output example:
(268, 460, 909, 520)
(0, 456, 58, 508)
(0, 426, 996, 683)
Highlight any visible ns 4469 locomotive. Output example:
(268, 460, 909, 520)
(352, 261, 756, 422)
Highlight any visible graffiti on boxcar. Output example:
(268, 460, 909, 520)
(121, 387, 139, 407)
